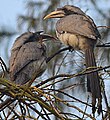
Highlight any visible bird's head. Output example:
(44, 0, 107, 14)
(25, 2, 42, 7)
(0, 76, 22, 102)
(34, 31, 57, 42)
(44, 5, 85, 19)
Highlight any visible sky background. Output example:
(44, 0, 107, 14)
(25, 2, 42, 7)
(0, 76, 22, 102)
(0, 0, 25, 64)
(0, 0, 24, 30)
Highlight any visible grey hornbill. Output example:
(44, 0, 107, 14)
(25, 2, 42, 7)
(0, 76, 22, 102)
(0, 31, 55, 110)
(44, 5, 102, 114)
(10, 31, 56, 85)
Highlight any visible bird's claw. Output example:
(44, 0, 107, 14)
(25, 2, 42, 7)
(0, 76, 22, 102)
(68, 46, 74, 52)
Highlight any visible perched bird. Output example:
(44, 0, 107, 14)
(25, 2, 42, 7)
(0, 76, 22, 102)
(0, 31, 56, 111)
(9, 31, 55, 85)
(44, 5, 102, 114)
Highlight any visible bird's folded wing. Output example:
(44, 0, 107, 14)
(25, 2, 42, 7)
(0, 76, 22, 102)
(10, 42, 46, 79)
(56, 14, 100, 39)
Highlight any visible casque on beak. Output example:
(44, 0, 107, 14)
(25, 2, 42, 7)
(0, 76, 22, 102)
(44, 10, 65, 19)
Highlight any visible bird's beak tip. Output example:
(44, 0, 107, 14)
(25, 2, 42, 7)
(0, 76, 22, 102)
(43, 15, 50, 20)
(43, 12, 54, 20)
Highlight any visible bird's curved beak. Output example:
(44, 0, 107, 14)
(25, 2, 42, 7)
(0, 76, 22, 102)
(44, 10, 65, 19)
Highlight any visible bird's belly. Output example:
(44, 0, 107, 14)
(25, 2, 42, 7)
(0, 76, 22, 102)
(56, 32, 95, 51)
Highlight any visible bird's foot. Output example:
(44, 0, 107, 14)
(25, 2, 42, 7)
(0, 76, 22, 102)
(68, 46, 74, 52)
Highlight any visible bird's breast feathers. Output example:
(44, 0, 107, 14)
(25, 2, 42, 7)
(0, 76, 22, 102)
(56, 31, 96, 51)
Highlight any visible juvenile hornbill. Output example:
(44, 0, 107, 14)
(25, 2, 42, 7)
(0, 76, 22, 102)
(44, 5, 102, 114)
(9, 31, 55, 85)
(0, 31, 55, 110)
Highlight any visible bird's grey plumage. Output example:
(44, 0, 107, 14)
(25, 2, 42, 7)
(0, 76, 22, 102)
(9, 32, 47, 85)
(0, 31, 57, 111)
(56, 14, 100, 40)
(44, 5, 102, 114)
(58, 5, 85, 15)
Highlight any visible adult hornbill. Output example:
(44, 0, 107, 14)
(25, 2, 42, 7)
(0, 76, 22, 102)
(0, 31, 55, 110)
(44, 5, 102, 114)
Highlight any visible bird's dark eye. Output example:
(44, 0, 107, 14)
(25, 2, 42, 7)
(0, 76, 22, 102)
(57, 7, 67, 12)
(60, 7, 72, 15)
(61, 8, 67, 12)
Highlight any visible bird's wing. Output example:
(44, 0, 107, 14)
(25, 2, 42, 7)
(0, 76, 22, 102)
(11, 32, 33, 51)
(56, 14, 100, 39)
(9, 42, 46, 80)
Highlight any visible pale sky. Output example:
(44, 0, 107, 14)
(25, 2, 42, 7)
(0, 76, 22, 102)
(0, 0, 25, 63)
(0, 0, 24, 30)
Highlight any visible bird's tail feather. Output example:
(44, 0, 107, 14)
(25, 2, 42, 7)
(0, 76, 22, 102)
(85, 48, 102, 114)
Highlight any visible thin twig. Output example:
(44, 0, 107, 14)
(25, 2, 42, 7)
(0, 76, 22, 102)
(40, 104, 51, 120)
(36, 65, 110, 88)
(46, 43, 110, 64)
(82, 95, 90, 119)
(97, 26, 110, 29)
(0, 57, 9, 73)
(0, 98, 16, 111)
(44, 88, 91, 107)
(96, 44, 110, 47)
(102, 82, 110, 119)
(46, 46, 71, 63)
(22, 100, 50, 120)
(19, 102, 26, 120)
(46, 90, 95, 120)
